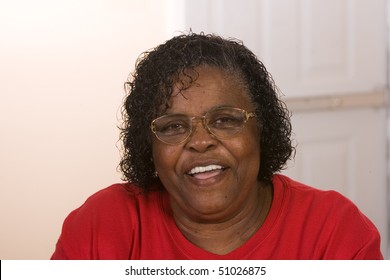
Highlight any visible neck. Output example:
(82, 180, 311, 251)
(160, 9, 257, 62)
(172, 182, 273, 255)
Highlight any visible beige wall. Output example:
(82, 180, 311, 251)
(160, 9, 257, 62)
(0, 0, 177, 259)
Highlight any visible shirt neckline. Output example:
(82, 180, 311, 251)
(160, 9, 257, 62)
(158, 174, 288, 259)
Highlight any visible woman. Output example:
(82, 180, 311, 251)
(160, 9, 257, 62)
(51, 33, 383, 259)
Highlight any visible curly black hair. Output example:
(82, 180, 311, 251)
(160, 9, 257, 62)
(119, 32, 294, 190)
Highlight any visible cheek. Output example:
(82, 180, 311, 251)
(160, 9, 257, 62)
(152, 141, 180, 177)
(234, 130, 261, 174)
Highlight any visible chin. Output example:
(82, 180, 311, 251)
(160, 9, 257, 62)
(184, 197, 236, 220)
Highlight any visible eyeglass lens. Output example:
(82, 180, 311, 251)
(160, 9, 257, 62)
(152, 107, 253, 144)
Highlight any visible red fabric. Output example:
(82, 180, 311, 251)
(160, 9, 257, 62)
(51, 175, 383, 260)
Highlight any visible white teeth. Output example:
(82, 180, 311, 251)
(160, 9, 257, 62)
(188, 165, 224, 175)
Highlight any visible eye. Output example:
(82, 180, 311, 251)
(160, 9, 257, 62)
(157, 118, 190, 136)
(209, 113, 242, 129)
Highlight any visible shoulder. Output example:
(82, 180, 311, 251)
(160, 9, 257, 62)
(65, 183, 161, 222)
(273, 174, 370, 223)
(273, 174, 357, 210)
(79, 183, 142, 207)
(272, 174, 382, 259)
(52, 183, 164, 259)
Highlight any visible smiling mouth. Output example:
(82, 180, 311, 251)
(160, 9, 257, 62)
(187, 164, 226, 180)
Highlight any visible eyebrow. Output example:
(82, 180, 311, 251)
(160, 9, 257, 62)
(163, 104, 239, 116)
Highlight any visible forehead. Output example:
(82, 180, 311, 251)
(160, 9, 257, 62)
(166, 66, 253, 114)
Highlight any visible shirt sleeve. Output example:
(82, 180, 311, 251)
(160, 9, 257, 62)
(51, 239, 68, 260)
(50, 184, 138, 260)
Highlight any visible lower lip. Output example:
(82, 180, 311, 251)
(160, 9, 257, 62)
(186, 169, 227, 186)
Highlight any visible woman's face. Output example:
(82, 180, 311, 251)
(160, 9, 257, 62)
(152, 66, 261, 222)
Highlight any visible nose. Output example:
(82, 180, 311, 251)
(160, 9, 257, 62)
(185, 118, 217, 152)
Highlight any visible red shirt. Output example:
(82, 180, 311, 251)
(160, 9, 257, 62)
(51, 175, 383, 259)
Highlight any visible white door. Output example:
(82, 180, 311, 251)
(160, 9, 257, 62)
(169, 0, 389, 258)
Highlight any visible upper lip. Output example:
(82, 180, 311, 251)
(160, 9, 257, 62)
(188, 165, 225, 175)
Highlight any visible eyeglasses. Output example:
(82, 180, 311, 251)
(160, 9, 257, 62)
(150, 106, 256, 145)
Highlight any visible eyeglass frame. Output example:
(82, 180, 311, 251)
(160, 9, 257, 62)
(150, 106, 256, 145)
